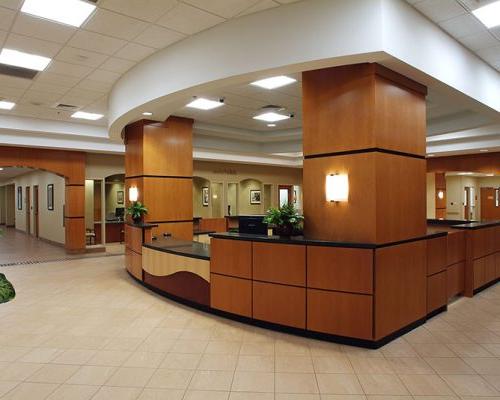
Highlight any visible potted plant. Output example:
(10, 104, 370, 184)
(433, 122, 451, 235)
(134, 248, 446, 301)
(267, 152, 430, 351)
(126, 201, 148, 225)
(263, 202, 304, 237)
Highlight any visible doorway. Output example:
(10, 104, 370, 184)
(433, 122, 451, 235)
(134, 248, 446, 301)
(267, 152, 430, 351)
(279, 185, 293, 207)
(25, 186, 31, 235)
(33, 185, 39, 238)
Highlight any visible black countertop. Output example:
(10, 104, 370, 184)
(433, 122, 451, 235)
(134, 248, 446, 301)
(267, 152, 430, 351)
(144, 237, 210, 260)
(450, 220, 500, 230)
(126, 222, 159, 228)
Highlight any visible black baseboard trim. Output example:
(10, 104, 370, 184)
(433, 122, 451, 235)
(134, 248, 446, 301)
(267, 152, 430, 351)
(473, 278, 499, 295)
(127, 270, 433, 349)
(427, 305, 448, 319)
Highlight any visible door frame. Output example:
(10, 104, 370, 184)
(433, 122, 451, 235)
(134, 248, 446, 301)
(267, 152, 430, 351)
(25, 186, 31, 235)
(33, 185, 39, 238)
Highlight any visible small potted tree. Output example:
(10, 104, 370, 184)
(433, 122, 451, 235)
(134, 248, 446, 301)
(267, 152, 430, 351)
(126, 201, 148, 225)
(0, 229, 15, 304)
(263, 202, 304, 237)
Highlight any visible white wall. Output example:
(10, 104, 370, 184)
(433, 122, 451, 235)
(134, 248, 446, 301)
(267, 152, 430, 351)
(86, 153, 125, 179)
(0, 186, 5, 225)
(14, 171, 65, 244)
(426, 173, 436, 219)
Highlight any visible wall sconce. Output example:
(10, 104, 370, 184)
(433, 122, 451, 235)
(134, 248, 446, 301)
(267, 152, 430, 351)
(129, 187, 139, 202)
(437, 190, 444, 199)
(326, 173, 349, 202)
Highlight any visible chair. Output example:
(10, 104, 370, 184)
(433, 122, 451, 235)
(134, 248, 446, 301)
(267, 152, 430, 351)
(85, 229, 96, 245)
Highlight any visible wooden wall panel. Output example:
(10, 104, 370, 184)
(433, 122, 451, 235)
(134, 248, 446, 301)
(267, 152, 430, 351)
(64, 217, 85, 253)
(65, 185, 85, 217)
(198, 218, 228, 233)
(496, 253, 500, 279)
(252, 243, 306, 286)
(124, 121, 144, 178)
(485, 254, 496, 284)
(473, 258, 486, 290)
(307, 246, 373, 294)
(307, 289, 373, 340)
(125, 224, 144, 254)
(427, 237, 447, 276)
(125, 248, 142, 280)
(152, 222, 193, 241)
(447, 262, 464, 299)
(210, 274, 252, 317)
(374, 240, 427, 339)
(211, 238, 252, 279)
(447, 231, 466, 266)
(427, 152, 500, 174)
(142, 177, 193, 222)
(253, 282, 306, 329)
(427, 271, 447, 313)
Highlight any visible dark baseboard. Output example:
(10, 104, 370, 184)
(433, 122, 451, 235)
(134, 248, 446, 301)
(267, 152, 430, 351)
(473, 278, 500, 295)
(427, 305, 448, 319)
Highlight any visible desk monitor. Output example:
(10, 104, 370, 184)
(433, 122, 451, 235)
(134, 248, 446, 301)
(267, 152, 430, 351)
(115, 207, 125, 219)
(239, 216, 267, 235)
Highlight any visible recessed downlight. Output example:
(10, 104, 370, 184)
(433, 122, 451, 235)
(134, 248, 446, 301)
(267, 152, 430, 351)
(142, 112, 153, 116)
(21, 0, 96, 28)
(427, 154, 435, 157)
(253, 112, 290, 122)
(251, 75, 297, 90)
(186, 98, 224, 110)
(480, 149, 489, 152)
(0, 48, 51, 71)
(71, 111, 103, 120)
(472, 0, 500, 28)
(0, 100, 15, 110)
(267, 124, 276, 127)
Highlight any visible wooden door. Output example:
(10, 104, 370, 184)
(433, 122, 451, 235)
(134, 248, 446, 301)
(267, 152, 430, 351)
(481, 187, 499, 221)
(25, 186, 31, 235)
(33, 185, 39, 237)
(278, 185, 293, 207)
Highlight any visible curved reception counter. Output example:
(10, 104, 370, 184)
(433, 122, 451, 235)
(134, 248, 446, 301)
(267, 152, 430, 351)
(125, 221, 500, 348)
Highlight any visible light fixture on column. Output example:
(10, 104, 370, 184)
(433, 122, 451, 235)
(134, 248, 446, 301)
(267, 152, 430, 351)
(326, 173, 349, 202)
(437, 190, 444, 200)
(129, 187, 139, 202)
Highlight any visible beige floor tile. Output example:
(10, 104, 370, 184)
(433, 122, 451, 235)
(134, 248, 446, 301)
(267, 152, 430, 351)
(86, 350, 132, 366)
(379, 340, 418, 358)
(319, 396, 366, 400)
(341, 347, 383, 359)
(312, 356, 353, 374)
(198, 354, 238, 371)
(462, 357, 500, 374)
(350, 357, 395, 374)
(137, 388, 185, 400)
(276, 395, 320, 400)
(104, 337, 143, 352)
(0, 347, 30, 362)
(1, 382, 59, 400)
(386, 357, 434, 374)
(147, 369, 194, 389)
(398, 374, 455, 396)
(0, 381, 19, 397)
(26, 363, 79, 383)
(424, 357, 476, 374)
(170, 340, 209, 354)
(66, 365, 117, 385)
(441, 374, 498, 396)
(0, 362, 43, 382)
(160, 353, 201, 370)
(51, 349, 96, 365)
(91, 386, 142, 400)
(357, 374, 409, 395)
(366, 396, 412, 400)
(411, 396, 458, 400)
(45, 384, 99, 400)
(446, 343, 493, 357)
(205, 341, 242, 355)
(483, 344, 500, 356)
(275, 373, 319, 394)
(483, 375, 500, 392)
(276, 355, 314, 373)
(240, 342, 275, 356)
(123, 352, 165, 368)
(18, 348, 63, 364)
(275, 341, 311, 356)
(185, 390, 230, 400)
(106, 367, 156, 388)
(232, 371, 274, 392)
(413, 344, 456, 358)
(230, 393, 274, 400)
(136, 337, 175, 353)
(316, 374, 363, 395)
(236, 355, 274, 372)
(189, 370, 233, 391)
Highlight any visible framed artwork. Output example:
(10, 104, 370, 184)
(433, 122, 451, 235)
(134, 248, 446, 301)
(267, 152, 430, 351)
(17, 186, 22, 210)
(202, 187, 209, 206)
(250, 190, 261, 205)
(47, 184, 54, 211)
(117, 190, 124, 204)
(293, 190, 297, 204)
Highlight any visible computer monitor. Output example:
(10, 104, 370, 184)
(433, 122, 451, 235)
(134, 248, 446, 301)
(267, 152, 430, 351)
(238, 216, 267, 235)
(115, 207, 125, 219)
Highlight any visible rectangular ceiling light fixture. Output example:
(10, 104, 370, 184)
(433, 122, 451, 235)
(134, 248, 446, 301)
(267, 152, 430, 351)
(71, 111, 103, 120)
(472, 0, 500, 28)
(251, 75, 297, 90)
(21, 0, 96, 28)
(253, 112, 290, 122)
(0, 48, 51, 71)
(186, 98, 224, 110)
(0, 101, 15, 110)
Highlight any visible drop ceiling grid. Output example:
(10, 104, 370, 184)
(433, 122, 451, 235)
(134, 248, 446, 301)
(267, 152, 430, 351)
(0, 0, 298, 125)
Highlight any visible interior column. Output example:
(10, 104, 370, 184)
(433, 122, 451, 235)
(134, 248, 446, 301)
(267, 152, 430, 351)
(124, 116, 194, 240)
(302, 63, 428, 244)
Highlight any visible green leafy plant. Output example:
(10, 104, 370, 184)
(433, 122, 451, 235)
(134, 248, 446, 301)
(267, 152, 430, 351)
(263, 202, 304, 236)
(126, 201, 148, 224)
(0, 273, 15, 304)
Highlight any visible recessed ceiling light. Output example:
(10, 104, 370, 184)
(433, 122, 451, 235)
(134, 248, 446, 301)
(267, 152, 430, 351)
(0, 48, 51, 71)
(486, 173, 494, 177)
(186, 98, 224, 110)
(253, 112, 290, 122)
(0, 100, 15, 110)
(458, 172, 474, 175)
(142, 112, 153, 116)
(472, 0, 500, 28)
(71, 111, 103, 120)
(267, 124, 276, 127)
(480, 149, 489, 152)
(0, 168, 3, 171)
(427, 154, 435, 157)
(21, 0, 96, 28)
(251, 75, 297, 90)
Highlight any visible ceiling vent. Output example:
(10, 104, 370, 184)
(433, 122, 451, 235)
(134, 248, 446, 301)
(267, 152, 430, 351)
(0, 64, 38, 80)
(54, 103, 79, 111)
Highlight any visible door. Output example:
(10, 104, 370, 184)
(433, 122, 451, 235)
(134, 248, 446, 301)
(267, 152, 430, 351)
(278, 185, 293, 207)
(33, 185, 39, 238)
(25, 186, 31, 235)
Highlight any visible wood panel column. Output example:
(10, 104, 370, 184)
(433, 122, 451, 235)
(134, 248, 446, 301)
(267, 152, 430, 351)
(302, 63, 428, 244)
(124, 116, 194, 240)
(64, 184, 86, 253)
(435, 173, 447, 219)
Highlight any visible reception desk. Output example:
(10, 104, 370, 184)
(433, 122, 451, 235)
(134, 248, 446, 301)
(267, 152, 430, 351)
(126, 221, 500, 348)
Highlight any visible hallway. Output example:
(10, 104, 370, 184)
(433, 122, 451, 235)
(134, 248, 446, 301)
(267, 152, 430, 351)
(0, 256, 499, 399)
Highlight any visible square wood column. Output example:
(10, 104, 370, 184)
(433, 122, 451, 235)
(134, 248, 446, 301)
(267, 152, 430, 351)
(302, 63, 428, 244)
(124, 116, 194, 240)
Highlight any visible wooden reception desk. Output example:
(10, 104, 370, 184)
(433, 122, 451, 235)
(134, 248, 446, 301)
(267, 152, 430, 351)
(126, 221, 500, 348)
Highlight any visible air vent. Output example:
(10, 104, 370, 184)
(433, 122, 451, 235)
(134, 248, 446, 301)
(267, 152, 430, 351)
(0, 64, 38, 80)
(54, 103, 79, 111)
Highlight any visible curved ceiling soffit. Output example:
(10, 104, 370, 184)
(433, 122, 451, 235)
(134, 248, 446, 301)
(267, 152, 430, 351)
(108, 0, 500, 140)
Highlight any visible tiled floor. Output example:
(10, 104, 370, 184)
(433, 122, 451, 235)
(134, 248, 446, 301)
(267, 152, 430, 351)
(0, 228, 124, 266)
(0, 255, 499, 399)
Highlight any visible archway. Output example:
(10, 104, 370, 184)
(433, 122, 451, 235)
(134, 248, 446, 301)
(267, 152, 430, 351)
(0, 146, 86, 253)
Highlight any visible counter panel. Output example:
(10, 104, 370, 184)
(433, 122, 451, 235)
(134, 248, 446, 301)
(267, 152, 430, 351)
(211, 238, 252, 279)
(210, 273, 252, 317)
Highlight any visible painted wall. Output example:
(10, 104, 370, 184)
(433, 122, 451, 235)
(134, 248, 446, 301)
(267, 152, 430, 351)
(0, 186, 5, 225)
(426, 173, 435, 219)
(239, 179, 264, 216)
(85, 180, 94, 230)
(86, 153, 125, 179)
(4, 185, 15, 226)
(193, 177, 211, 218)
(14, 170, 65, 244)
(105, 182, 125, 217)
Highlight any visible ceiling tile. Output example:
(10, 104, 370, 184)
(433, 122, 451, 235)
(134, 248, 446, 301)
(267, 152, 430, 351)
(67, 30, 127, 55)
(0, 0, 23, 10)
(0, 74, 32, 89)
(237, 0, 280, 17)
(0, 29, 7, 46)
(459, 31, 499, 50)
(55, 46, 109, 68)
(0, 6, 16, 28)
(157, 3, 225, 35)
(477, 45, 500, 64)
(182, 0, 260, 18)
(45, 60, 93, 79)
(99, 57, 135, 74)
(5, 32, 62, 58)
(64, 87, 105, 102)
(99, 0, 178, 22)
(20, 90, 62, 106)
(29, 81, 70, 95)
(133, 25, 185, 49)
(414, 0, 466, 23)
(0, 85, 25, 100)
(439, 14, 485, 39)
(54, 95, 86, 108)
(35, 71, 82, 88)
(11, 13, 76, 44)
(114, 43, 156, 62)
(86, 69, 121, 83)
(82, 8, 149, 41)
(76, 79, 113, 93)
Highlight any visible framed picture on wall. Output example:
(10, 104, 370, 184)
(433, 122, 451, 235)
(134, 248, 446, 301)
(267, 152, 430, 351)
(17, 186, 22, 210)
(47, 184, 54, 211)
(202, 187, 209, 207)
(117, 190, 124, 204)
(250, 190, 261, 205)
